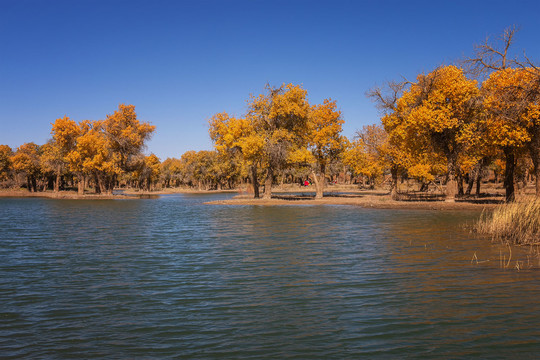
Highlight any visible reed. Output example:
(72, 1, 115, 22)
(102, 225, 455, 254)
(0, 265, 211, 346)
(474, 196, 540, 245)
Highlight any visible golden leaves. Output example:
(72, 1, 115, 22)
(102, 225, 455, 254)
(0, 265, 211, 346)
(482, 67, 537, 150)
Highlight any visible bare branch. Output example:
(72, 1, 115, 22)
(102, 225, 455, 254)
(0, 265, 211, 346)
(463, 25, 519, 78)
(366, 80, 409, 114)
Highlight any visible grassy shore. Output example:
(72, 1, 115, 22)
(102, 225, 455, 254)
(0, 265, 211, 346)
(474, 196, 540, 245)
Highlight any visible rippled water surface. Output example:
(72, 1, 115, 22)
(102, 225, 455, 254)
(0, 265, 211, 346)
(1, 193, 540, 358)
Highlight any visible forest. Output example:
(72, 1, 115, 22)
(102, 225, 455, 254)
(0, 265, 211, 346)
(2, 28, 540, 203)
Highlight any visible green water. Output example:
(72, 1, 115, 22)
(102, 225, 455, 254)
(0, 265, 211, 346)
(1, 193, 539, 358)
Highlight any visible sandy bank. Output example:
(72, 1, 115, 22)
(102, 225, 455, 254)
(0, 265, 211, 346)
(121, 188, 238, 195)
(0, 190, 149, 200)
(205, 194, 500, 210)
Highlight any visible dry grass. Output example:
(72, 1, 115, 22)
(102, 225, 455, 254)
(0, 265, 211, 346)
(474, 196, 540, 245)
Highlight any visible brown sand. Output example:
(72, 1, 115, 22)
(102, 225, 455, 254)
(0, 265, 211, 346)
(0, 189, 139, 200)
(205, 193, 501, 211)
(1, 186, 503, 210)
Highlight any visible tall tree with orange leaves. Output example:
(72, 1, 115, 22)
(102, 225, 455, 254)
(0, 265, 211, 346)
(482, 67, 540, 200)
(210, 84, 310, 199)
(11, 143, 41, 192)
(49, 116, 81, 191)
(306, 99, 345, 198)
(209, 112, 263, 197)
(247, 84, 310, 199)
(102, 104, 155, 173)
(389, 65, 481, 201)
(0, 145, 13, 183)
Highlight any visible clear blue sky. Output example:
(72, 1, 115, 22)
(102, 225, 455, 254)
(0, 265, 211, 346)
(1, 0, 539, 160)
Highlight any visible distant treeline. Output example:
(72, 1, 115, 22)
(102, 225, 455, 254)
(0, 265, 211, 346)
(1, 104, 155, 194)
(2, 28, 540, 201)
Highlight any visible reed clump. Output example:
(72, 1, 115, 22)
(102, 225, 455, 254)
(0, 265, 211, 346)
(474, 196, 540, 245)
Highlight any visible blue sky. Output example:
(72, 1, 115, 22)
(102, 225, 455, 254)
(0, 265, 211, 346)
(1, 0, 539, 160)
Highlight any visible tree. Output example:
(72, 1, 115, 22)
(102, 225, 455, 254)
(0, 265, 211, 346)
(390, 65, 480, 201)
(50, 116, 81, 192)
(40, 140, 64, 191)
(0, 145, 13, 183)
(133, 153, 161, 191)
(465, 26, 522, 201)
(209, 112, 263, 197)
(64, 120, 92, 194)
(247, 84, 310, 199)
(61, 104, 155, 195)
(482, 67, 540, 200)
(160, 157, 182, 188)
(368, 81, 412, 199)
(343, 124, 388, 189)
(11, 143, 41, 192)
(209, 84, 310, 199)
(102, 104, 156, 173)
(306, 99, 344, 198)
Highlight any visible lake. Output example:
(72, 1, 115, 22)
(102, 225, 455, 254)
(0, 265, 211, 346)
(1, 193, 539, 358)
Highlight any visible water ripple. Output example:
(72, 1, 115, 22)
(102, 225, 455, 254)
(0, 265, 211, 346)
(1, 195, 540, 358)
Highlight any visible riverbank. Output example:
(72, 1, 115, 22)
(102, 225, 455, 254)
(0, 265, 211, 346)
(205, 193, 501, 210)
(1, 185, 505, 209)
(121, 188, 239, 195)
(0, 189, 149, 199)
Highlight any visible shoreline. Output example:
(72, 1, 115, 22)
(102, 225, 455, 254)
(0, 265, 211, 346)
(0, 187, 503, 210)
(0, 190, 137, 200)
(205, 194, 501, 211)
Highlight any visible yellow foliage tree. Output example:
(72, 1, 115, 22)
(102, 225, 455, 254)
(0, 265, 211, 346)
(307, 99, 344, 198)
(209, 112, 263, 197)
(133, 153, 161, 191)
(40, 140, 64, 191)
(210, 84, 310, 199)
(58, 104, 155, 195)
(102, 104, 156, 172)
(160, 157, 183, 188)
(482, 67, 540, 200)
(390, 65, 480, 201)
(247, 84, 310, 199)
(50, 116, 81, 192)
(0, 145, 13, 182)
(11, 142, 41, 192)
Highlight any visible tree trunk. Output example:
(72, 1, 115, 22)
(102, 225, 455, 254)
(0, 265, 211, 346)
(262, 166, 273, 199)
(445, 158, 458, 202)
(77, 174, 84, 195)
(54, 174, 60, 192)
(465, 162, 481, 196)
(31, 176, 37, 192)
(465, 176, 474, 196)
(311, 167, 325, 199)
(534, 155, 540, 198)
(503, 147, 515, 202)
(390, 166, 398, 200)
(249, 165, 259, 198)
(94, 174, 102, 194)
(529, 127, 540, 197)
(457, 173, 464, 196)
